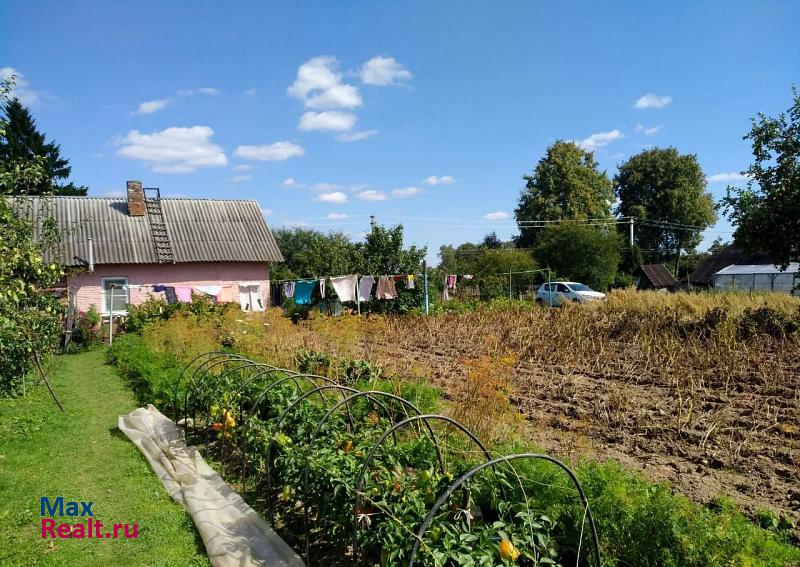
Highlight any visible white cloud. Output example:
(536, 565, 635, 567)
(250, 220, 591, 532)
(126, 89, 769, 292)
(634, 93, 673, 109)
(312, 182, 340, 191)
(288, 56, 342, 100)
(234, 141, 305, 161)
(0, 67, 52, 106)
(233, 164, 252, 172)
(306, 84, 362, 110)
(177, 89, 194, 96)
(197, 87, 220, 95)
(357, 190, 387, 201)
(359, 56, 412, 86)
(315, 191, 349, 204)
(261, 208, 273, 216)
(391, 186, 422, 198)
(336, 129, 379, 142)
(244, 89, 257, 96)
(288, 57, 362, 111)
(707, 172, 750, 183)
(423, 175, 456, 186)
(327, 213, 348, 219)
(115, 126, 227, 173)
(634, 124, 662, 136)
(135, 99, 170, 115)
(298, 110, 357, 132)
(283, 177, 305, 188)
(483, 211, 511, 220)
(227, 175, 252, 183)
(576, 129, 624, 151)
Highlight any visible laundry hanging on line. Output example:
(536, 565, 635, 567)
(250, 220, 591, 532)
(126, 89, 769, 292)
(194, 285, 222, 297)
(358, 276, 375, 302)
(283, 281, 295, 299)
(176, 287, 193, 303)
(164, 286, 178, 304)
(319, 278, 326, 299)
(376, 276, 398, 300)
(216, 286, 237, 303)
(293, 280, 316, 305)
(330, 275, 358, 303)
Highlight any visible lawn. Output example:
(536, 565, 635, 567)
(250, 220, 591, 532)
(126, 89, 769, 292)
(0, 349, 209, 567)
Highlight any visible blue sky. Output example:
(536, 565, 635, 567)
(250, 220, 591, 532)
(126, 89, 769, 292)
(2, 1, 798, 263)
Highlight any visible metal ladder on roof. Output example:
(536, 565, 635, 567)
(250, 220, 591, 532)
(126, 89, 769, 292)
(144, 187, 175, 264)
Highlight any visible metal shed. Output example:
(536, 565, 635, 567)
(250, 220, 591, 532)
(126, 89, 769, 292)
(712, 263, 799, 294)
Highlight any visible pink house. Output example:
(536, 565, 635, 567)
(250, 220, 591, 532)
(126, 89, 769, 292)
(25, 181, 283, 315)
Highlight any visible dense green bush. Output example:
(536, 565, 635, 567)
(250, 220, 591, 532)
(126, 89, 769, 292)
(106, 334, 183, 408)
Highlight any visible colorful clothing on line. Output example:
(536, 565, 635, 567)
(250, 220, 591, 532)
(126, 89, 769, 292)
(176, 287, 193, 303)
(358, 275, 375, 302)
(283, 281, 295, 298)
(407, 274, 415, 289)
(447, 275, 457, 289)
(195, 285, 222, 296)
(330, 275, 358, 303)
(294, 280, 316, 305)
(216, 286, 237, 303)
(376, 276, 398, 300)
(164, 286, 177, 304)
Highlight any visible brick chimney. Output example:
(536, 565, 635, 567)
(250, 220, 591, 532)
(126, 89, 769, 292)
(126, 180, 146, 216)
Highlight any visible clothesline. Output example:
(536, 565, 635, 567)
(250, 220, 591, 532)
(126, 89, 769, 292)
(271, 272, 426, 284)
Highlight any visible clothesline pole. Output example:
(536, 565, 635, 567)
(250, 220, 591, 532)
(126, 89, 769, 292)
(423, 260, 429, 315)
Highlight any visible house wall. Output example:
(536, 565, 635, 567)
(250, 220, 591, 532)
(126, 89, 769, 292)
(67, 262, 270, 313)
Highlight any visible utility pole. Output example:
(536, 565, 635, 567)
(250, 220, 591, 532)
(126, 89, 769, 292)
(628, 217, 635, 247)
(422, 260, 429, 315)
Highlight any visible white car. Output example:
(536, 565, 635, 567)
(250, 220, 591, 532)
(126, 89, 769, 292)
(535, 281, 606, 306)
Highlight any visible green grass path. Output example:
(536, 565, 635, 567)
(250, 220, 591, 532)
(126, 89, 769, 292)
(0, 350, 209, 566)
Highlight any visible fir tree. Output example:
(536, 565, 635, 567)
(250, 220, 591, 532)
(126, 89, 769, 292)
(0, 98, 87, 195)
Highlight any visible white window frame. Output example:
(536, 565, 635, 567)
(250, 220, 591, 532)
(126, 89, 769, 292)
(101, 277, 130, 316)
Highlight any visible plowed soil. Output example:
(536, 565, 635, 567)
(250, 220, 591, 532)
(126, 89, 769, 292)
(362, 328, 800, 534)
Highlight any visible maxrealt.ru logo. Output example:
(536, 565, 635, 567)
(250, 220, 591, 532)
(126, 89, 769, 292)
(40, 497, 138, 539)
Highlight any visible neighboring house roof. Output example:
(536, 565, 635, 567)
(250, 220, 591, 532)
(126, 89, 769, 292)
(15, 196, 284, 266)
(638, 264, 677, 288)
(686, 244, 773, 286)
(715, 263, 799, 276)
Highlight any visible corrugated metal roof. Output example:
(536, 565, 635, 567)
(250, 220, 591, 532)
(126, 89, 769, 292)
(715, 263, 799, 275)
(687, 244, 775, 285)
(639, 264, 677, 288)
(12, 196, 283, 266)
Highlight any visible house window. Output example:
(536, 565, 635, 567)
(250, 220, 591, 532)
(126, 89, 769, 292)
(102, 278, 129, 314)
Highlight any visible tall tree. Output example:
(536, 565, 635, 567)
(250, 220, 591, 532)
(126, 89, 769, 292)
(0, 78, 66, 395)
(272, 228, 360, 280)
(723, 86, 800, 267)
(515, 140, 614, 247)
(359, 224, 426, 275)
(0, 98, 87, 195)
(615, 147, 717, 272)
(533, 224, 622, 290)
